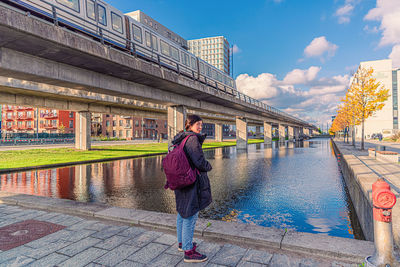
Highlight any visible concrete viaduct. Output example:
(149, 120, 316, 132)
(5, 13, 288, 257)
(0, 4, 318, 150)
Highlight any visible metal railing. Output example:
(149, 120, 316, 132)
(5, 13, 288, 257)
(9, 0, 315, 128)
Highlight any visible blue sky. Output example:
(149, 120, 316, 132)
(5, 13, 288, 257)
(107, 0, 400, 128)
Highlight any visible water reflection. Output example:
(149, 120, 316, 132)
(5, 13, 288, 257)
(0, 139, 364, 239)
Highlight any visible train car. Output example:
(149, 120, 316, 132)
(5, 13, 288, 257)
(4, 0, 237, 96)
(5, 0, 126, 48)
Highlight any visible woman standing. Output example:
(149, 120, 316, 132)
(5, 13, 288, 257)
(171, 115, 212, 263)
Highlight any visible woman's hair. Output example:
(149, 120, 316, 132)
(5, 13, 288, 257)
(183, 114, 203, 132)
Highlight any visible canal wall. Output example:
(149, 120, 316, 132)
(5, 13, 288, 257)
(331, 140, 400, 247)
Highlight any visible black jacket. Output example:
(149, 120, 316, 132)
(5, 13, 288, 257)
(171, 131, 212, 218)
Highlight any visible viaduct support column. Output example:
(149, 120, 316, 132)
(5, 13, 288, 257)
(215, 123, 223, 142)
(75, 111, 91, 150)
(168, 105, 186, 147)
(263, 122, 272, 145)
(294, 127, 300, 141)
(236, 117, 248, 150)
(255, 126, 261, 138)
(288, 126, 294, 141)
(278, 124, 285, 144)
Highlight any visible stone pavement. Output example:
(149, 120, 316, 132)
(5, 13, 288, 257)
(0, 195, 372, 267)
(0, 204, 359, 267)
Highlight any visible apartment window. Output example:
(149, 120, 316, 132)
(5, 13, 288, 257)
(126, 130, 130, 137)
(135, 120, 139, 126)
(69, 112, 74, 118)
(113, 121, 116, 126)
(106, 121, 110, 127)
(119, 120, 123, 126)
(69, 120, 73, 128)
(119, 130, 123, 137)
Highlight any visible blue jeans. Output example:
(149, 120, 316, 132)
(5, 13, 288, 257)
(176, 212, 198, 251)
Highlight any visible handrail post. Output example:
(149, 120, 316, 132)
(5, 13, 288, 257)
(52, 6, 58, 26)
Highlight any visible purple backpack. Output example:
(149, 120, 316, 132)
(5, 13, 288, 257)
(163, 135, 198, 190)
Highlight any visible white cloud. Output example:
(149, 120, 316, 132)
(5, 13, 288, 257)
(363, 25, 379, 34)
(235, 67, 350, 125)
(232, 44, 241, 54)
(389, 45, 400, 69)
(235, 73, 279, 99)
(283, 66, 321, 84)
(364, 0, 400, 47)
(335, 4, 354, 24)
(303, 36, 338, 61)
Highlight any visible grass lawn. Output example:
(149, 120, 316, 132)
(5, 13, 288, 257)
(0, 139, 264, 170)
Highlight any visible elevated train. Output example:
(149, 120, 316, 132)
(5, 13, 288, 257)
(3, 0, 236, 95)
(1, 0, 313, 126)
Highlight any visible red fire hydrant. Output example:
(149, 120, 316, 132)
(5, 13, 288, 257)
(366, 178, 399, 267)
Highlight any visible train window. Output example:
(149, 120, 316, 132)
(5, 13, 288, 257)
(111, 12, 123, 33)
(132, 24, 142, 43)
(56, 0, 80, 12)
(199, 63, 205, 74)
(171, 46, 179, 61)
(183, 53, 189, 66)
(152, 35, 158, 51)
(160, 40, 170, 56)
(145, 31, 151, 48)
(191, 57, 196, 69)
(86, 0, 95, 20)
(98, 4, 106, 25)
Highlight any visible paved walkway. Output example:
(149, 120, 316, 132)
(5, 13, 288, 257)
(0, 192, 372, 267)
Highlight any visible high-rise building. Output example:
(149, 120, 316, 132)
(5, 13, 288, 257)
(352, 59, 400, 138)
(188, 36, 230, 75)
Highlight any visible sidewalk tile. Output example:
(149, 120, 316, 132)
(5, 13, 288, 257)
(26, 240, 71, 259)
(0, 255, 35, 267)
(153, 233, 177, 245)
(149, 253, 182, 266)
(118, 226, 145, 238)
(124, 230, 163, 247)
(66, 220, 98, 231)
(209, 244, 247, 267)
(127, 242, 169, 264)
(242, 249, 273, 265)
(236, 261, 265, 267)
(58, 247, 108, 267)
(93, 244, 140, 266)
(91, 225, 128, 239)
(94, 235, 130, 250)
(26, 253, 69, 267)
(115, 260, 145, 267)
(0, 245, 35, 263)
(57, 237, 102, 256)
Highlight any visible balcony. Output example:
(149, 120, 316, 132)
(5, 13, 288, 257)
(121, 116, 132, 119)
(5, 116, 14, 121)
(43, 113, 58, 119)
(5, 106, 13, 111)
(44, 124, 57, 129)
(124, 125, 132, 129)
(16, 106, 25, 111)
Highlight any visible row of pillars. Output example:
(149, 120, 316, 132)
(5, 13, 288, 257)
(74, 107, 313, 150)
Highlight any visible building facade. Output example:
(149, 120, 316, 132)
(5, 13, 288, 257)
(188, 36, 230, 75)
(0, 105, 75, 137)
(100, 114, 168, 140)
(353, 59, 400, 138)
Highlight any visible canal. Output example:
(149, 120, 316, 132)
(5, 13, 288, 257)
(0, 138, 364, 239)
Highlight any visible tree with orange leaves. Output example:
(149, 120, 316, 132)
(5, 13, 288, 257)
(349, 66, 389, 150)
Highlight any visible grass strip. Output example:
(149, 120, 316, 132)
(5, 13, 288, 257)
(0, 139, 264, 170)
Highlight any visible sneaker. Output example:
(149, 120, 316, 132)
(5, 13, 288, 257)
(178, 242, 197, 252)
(184, 247, 207, 263)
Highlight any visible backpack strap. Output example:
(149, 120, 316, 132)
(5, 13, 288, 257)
(180, 134, 195, 148)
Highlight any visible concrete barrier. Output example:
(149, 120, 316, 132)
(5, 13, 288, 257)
(376, 151, 399, 163)
(368, 148, 375, 158)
